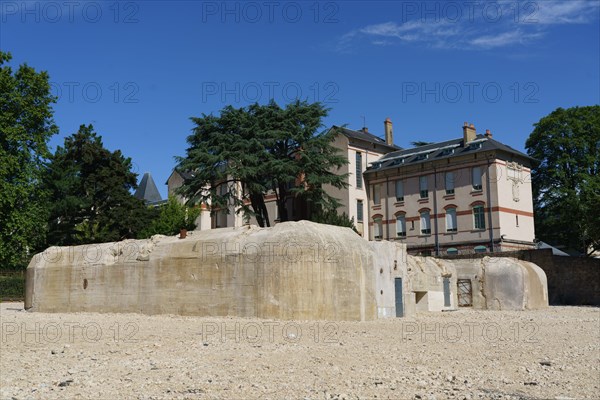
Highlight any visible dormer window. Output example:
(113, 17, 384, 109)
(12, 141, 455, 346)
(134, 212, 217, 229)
(415, 153, 429, 161)
(468, 142, 482, 151)
(441, 148, 455, 156)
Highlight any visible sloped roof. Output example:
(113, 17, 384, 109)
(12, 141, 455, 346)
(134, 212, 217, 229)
(536, 241, 570, 256)
(134, 172, 162, 204)
(366, 134, 534, 173)
(332, 126, 401, 151)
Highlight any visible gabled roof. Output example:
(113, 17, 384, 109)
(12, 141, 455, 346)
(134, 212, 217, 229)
(331, 126, 401, 151)
(134, 172, 162, 204)
(366, 134, 534, 173)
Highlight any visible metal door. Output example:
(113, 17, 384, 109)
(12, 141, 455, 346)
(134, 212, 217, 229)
(457, 279, 472, 307)
(394, 278, 403, 317)
(443, 277, 451, 307)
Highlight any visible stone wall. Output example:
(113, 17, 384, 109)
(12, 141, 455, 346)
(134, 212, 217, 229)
(440, 249, 600, 306)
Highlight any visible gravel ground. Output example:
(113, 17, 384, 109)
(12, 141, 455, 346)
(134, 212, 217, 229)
(1, 303, 598, 400)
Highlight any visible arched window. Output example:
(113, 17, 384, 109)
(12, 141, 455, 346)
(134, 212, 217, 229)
(445, 207, 457, 232)
(373, 216, 383, 240)
(420, 210, 431, 235)
(474, 245, 487, 253)
(396, 213, 406, 238)
(472, 204, 485, 230)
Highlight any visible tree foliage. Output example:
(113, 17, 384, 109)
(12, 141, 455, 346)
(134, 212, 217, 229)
(310, 210, 357, 232)
(176, 100, 348, 227)
(139, 196, 200, 237)
(525, 106, 600, 256)
(44, 124, 153, 245)
(0, 51, 58, 269)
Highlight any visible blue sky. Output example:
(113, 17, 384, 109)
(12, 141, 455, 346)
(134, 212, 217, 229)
(2, 0, 599, 198)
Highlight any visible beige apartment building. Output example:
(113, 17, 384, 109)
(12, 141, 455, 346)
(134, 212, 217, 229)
(363, 122, 536, 256)
(323, 120, 399, 236)
(166, 170, 248, 230)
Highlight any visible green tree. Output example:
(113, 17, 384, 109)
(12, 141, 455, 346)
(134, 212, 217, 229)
(311, 210, 357, 232)
(140, 196, 200, 237)
(0, 52, 58, 269)
(176, 100, 348, 227)
(45, 124, 152, 245)
(525, 106, 600, 256)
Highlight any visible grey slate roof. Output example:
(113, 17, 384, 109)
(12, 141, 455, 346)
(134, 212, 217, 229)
(366, 134, 534, 173)
(134, 172, 163, 204)
(332, 126, 401, 151)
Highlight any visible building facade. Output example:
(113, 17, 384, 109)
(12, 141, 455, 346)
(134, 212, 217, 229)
(363, 122, 536, 255)
(323, 120, 399, 236)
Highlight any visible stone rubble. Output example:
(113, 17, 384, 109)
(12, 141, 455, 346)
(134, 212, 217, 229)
(1, 303, 598, 399)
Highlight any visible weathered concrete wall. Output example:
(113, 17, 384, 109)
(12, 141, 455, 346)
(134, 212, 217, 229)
(370, 241, 416, 318)
(26, 221, 549, 320)
(447, 257, 548, 310)
(407, 256, 457, 312)
(26, 221, 378, 321)
(440, 249, 599, 306)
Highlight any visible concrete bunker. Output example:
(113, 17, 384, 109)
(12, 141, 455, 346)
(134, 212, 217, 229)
(26, 221, 548, 320)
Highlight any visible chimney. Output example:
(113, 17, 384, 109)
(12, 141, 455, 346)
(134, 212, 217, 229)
(362, 127, 369, 133)
(463, 122, 476, 145)
(384, 117, 393, 146)
(485, 129, 492, 139)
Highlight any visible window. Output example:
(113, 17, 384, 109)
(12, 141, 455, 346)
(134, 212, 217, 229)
(516, 214, 519, 227)
(215, 210, 227, 228)
(473, 205, 486, 230)
(395, 180, 404, 202)
(472, 167, 482, 191)
(474, 245, 487, 253)
(355, 152, 363, 189)
(419, 176, 428, 198)
(373, 184, 381, 205)
(446, 208, 457, 232)
(447, 248, 459, 255)
(357, 200, 364, 222)
(420, 211, 431, 235)
(396, 214, 406, 237)
(445, 172, 455, 195)
(373, 218, 383, 240)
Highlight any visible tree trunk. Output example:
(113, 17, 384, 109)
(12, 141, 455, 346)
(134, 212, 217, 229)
(249, 192, 270, 227)
(277, 183, 289, 222)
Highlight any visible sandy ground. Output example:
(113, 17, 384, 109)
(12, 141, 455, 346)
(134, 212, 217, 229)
(0, 303, 598, 400)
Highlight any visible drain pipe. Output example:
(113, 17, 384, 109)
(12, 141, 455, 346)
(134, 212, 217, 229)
(486, 157, 494, 252)
(433, 167, 439, 256)
(385, 176, 390, 240)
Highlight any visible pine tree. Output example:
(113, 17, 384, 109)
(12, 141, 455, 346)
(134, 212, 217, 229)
(177, 100, 348, 227)
(45, 125, 152, 245)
